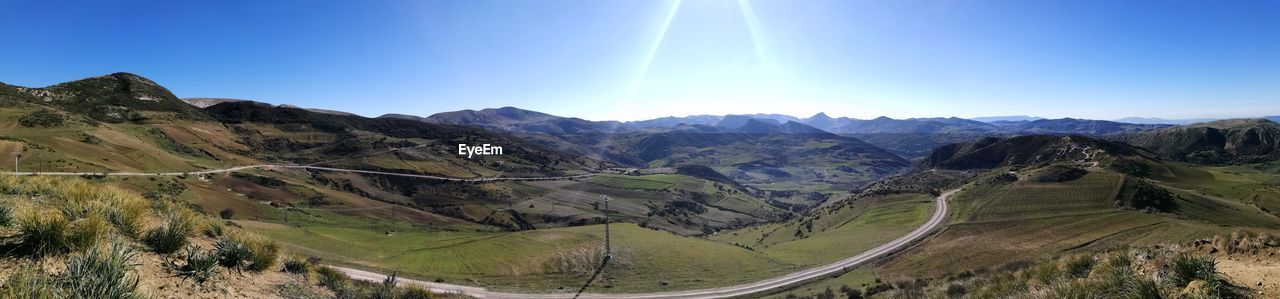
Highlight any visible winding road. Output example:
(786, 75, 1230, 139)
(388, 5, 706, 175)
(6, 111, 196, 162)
(6, 164, 954, 298)
(334, 189, 955, 299)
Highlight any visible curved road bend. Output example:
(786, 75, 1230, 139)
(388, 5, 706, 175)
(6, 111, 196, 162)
(334, 189, 957, 299)
(3, 164, 597, 182)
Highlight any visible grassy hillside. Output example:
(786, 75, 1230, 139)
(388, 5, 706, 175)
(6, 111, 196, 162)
(878, 163, 1280, 280)
(241, 189, 936, 293)
(866, 233, 1279, 298)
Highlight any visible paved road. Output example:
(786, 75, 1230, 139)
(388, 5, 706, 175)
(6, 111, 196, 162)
(3, 164, 596, 182)
(333, 189, 956, 299)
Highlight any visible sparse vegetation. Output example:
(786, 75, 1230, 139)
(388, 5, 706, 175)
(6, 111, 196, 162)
(870, 234, 1263, 298)
(0, 174, 309, 297)
(215, 236, 254, 272)
(62, 240, 143, 299)
(282, 255, 312, 275)
(0, 240, 143, 298)
(167, 245, 220, 283)
(143, 211, 193, 254)
(0, 204, 13, 227)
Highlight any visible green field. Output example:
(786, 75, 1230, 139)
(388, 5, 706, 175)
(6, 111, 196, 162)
(587, 174, 681, 190)
(242, 211, 794, 292)
(240, 190, 935, 293)
(712, 194, 934, 266)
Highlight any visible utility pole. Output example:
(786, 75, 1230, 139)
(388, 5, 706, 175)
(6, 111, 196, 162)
(602, 195, 611, 258)
(575, 195, 613, 299)
(11, 152, 19, 173)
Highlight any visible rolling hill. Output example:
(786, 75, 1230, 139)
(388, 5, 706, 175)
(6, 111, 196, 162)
(401, 107, 914, 192)
(1, 73, 804, 238)
(1118, 118, 1280, 164)
(850, 134, 1280, 285)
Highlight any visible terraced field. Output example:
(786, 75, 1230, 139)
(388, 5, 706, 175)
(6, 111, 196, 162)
(963, 172, 1122, 222)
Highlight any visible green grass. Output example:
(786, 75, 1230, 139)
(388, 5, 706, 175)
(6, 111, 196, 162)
(752, 196, 932, 266)
(880, 165, 1280, 279)
(587, 175, 679, 190)
(244, 218, 792, 292)
(762, 267, 877, 299)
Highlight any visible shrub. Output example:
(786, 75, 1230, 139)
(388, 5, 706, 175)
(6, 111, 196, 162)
(1165, 254, 1217, 288)
(1127, 278, 1162, 299)
(18, 110, 65, 128)
(372, 272, 398, 299)
(240, 235, 280, 272)
(15, 208, 74, 257)
(1047, 279, 1093, 298)
(106, 194, 148, 237)
(400, 286, 434, 299)
(282, 256, 311, 275)
(316, 266, 355, 298)
(55, 180, 104, 219)
(144, 212, 192, 254)
(62, 240, 142, 299)
(219, 208, 235, 220)
(66, 214, 110, 251)
(203, 221, 225, 238)
(1063, 255, 1096, 278)
(168, 245, 220, 284)
(1028, 261, 1064, 285)
(0, 204, 13, 227)
(316, 266, 350, 289)
(1090, 254, 1135, 292)
(215, 237, 253, 272)
(944, 283, 966, 298)
(1, 267, 60, 298)
(844, 287, 863, 299)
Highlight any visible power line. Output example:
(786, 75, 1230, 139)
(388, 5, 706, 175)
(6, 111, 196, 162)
(574, 195, 612, 299)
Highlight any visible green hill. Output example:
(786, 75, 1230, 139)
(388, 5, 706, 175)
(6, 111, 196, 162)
(1119, 118, 1280, 164)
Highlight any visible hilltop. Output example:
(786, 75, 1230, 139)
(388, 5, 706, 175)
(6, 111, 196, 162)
(920, 135, 1152, 171)
(1, 72, 206, 122)
(1119, 118, 1280, 164)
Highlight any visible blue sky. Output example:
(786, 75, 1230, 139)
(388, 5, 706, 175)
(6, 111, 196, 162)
(2, 0, 1278, 121)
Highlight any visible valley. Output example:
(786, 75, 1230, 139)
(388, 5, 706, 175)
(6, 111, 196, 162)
(3, 74, 1280, 298)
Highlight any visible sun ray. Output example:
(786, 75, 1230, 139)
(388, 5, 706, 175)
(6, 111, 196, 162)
(618, 0, 683, 106)
(738, 0, 771, 71)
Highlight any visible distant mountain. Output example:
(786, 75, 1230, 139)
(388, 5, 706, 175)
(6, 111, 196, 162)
(737, 119, 832, 135)
(378, 113, 438, 124)
(823, 116, 998, 134)
(1119, 119, 1280, 165)
(1113, 117, 1216, 125)
(739, 113, 801, 124)
(412, 108, 909, 189)
(801, 112, 839, 131)
(184, 97, 251, 108)
(969, 115, 1044, 123)
(277, 104, 358, 116)
(614, 121, 910, 189)
(1017, 118, 1170, 135)
(415, 106, 630, 134)
(626, 115, 722, 128)
(717, 114, 779, 128)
